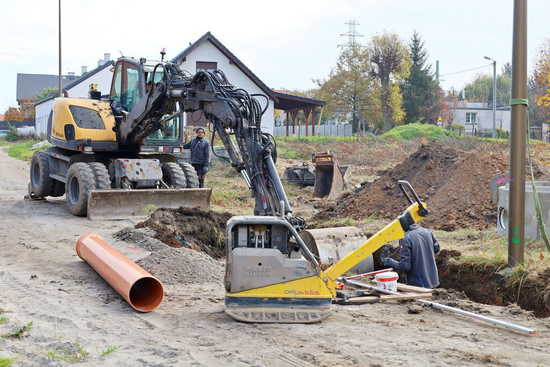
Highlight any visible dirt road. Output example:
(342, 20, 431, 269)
(1, 148, 549, 367)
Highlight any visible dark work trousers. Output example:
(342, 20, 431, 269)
(192, 164, 207, 188)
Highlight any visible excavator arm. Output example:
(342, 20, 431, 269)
(117, 59, 300, 225)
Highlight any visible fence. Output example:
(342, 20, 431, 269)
(273, 124, 352, 137)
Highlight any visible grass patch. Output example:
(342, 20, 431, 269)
(2, 322, 32, 339)
(0, 317, 7, 324)
(382, 123, 456, 141)
(276, 146, 308, 160)
(0, 358, 15, 367)
(0, 138, 9, 146)
(6, 140, 47, 161)
(314, 217, 358, 228)
(47, 343, 89, 363)
(100, 345, 119, 357)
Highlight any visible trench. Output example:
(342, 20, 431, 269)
(436, 249, 550, 318)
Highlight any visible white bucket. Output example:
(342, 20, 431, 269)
(374, 271, 399, 292)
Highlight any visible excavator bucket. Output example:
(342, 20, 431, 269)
(299, 226, 374, 274)
(313, 153, 348, 200)
(87, 188, 211, 220)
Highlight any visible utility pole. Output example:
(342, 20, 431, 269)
(508, 0, 527, 266)
(58, 0, 62, 97)
(435, 60, 440, 84)
(484, 56, 497, 138)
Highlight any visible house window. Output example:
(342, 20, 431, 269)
(196, 61, 217, 71)
(465, 112, 477, 124)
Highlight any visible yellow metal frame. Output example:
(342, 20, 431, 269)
(227, 201, 427, 300)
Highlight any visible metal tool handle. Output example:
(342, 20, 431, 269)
(397, 180, 427, 214)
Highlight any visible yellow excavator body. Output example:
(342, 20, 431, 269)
(51, 98, 117, 143)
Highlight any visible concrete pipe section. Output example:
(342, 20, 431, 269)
(497, 181, 550, 241)
(299, 226, 374, 273)
(76, 233, 164, 312)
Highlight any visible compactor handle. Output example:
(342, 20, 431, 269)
(398, 180, 428, 216)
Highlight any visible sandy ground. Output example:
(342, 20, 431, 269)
(1, 149, 550, 367)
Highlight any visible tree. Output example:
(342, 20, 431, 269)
(35, 87, 59, 101)
(402, 32, 442, 124)
(368, 33, 411, 131)
(533, 39, 550, 125)
(314, 44, 375, 132)
(3, 107, 23, 122)
(462, 67, 512, 107)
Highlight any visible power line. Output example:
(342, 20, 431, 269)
(440, 63, 493, 77)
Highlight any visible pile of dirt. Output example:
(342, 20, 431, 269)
(316, 143, 508, 231)
(136, 247, 224, 285)
(114, 227, 224, 285)
(136, 207, 232, 259)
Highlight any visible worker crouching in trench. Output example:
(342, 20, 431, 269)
(382, 224, 441, 289)
(183, 127, 210, 188)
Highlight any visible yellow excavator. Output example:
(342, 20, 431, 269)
(28, 57, 212, 218)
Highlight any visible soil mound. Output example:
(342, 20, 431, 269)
(136, 207, 232, 259)
(136, 247, 223, 285)
(316, 143, 508, 231)
(114, 227, 224, 285)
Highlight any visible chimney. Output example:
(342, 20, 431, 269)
(104, 53, 111, 62)
(81, 65, 88, 75)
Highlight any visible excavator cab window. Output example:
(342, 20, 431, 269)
(109, 61, 143, 112)
(145, 114, 181, 143)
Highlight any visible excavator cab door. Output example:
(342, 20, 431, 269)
(110, 59, 145, 112)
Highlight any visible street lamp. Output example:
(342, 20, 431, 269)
(484, 56, 497, 138)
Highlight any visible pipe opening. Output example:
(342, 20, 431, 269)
(129, 277, 164, 312)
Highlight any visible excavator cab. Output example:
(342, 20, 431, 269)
(109, 58, 187, 155)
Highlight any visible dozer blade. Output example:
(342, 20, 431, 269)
(313, 152, 347, 200)
(87, 188, 211, 220)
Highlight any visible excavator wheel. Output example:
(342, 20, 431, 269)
(88, 162, 112, 189)
(161, 162, 187, 188)
(65, 163, 96, 216)
(30, 151, 54, 197)
(179, 162, 200, 188)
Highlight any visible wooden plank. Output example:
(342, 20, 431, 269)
(343, 292, 432, 304)
(396, 283, 433, 294)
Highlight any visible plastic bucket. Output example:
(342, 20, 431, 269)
(374, 271, 399, 292)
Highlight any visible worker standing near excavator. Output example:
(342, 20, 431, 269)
(183, 127, 210, 188)
(382, 224, 440, 289)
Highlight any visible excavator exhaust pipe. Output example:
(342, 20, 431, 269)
(313, 153, 347, 200)
(87, 188, 212, 220)
(76, 233, 164, 312)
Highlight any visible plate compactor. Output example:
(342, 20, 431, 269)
(224, 181, 428, 323)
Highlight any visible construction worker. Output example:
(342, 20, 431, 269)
(382, 224, 440, 289)
(183, 127, 210, 188)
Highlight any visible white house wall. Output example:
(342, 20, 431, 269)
(450, 108, 511, 132)
(66, 68, 113, 98)
(35, 99, 54, 136)
(177, 41, 275, 134)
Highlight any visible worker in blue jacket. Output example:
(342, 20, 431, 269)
(382, 224, 440, 289)
(183, 127, 210, 188)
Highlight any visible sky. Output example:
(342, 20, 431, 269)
(1, 0, 549, 113)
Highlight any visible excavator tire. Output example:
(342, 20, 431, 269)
(88, 162, 112, 189)
(30, 151, 54, 197)
(66, 163, 96, 216)
(161, 162, 187, 188)
(179, 162, 200, 188)
(50, 181, 66, 197)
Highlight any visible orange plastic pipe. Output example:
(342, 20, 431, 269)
(76, 233, 164, 312)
